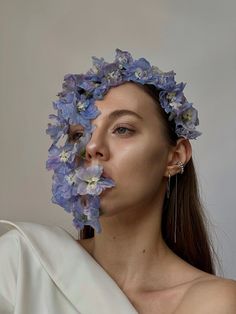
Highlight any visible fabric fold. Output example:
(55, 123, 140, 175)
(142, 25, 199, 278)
(0, 220, 138, 314)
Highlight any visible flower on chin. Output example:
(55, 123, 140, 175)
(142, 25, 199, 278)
(72, 195, 101, 233)
(76, 165, 115, 196)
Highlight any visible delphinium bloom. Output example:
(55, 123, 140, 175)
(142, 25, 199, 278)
(76, 165, 115, 196)
(72, 195, 101, 233)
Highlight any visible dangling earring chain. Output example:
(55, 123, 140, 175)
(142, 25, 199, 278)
(174, 174, 178, 243)
(174, 161, 184, 243)
(167, 172, 171, 199)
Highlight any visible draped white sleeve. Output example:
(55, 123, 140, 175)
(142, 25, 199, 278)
(0, 220, 138, 314)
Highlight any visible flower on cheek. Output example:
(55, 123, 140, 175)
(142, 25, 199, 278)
(76, 165, 115, 196)
(46, 143, 77, 173)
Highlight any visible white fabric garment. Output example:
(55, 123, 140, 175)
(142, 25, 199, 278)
(0, 220, 138, 314)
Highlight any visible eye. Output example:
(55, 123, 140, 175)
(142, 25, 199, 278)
(68, 131, 84, 143)
(113, 125, 135, 136)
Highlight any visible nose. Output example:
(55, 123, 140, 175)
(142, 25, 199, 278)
(85, 129, 109, 162)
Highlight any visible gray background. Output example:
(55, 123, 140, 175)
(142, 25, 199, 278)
(0, 0, 235, 279)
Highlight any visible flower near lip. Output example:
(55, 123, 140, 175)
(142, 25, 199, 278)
(76, 165, 115, 196)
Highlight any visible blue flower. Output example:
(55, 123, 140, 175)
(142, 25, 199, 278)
(62, 74, 77, 92)
(102, 63, 123, 87)
(159, 82, 186, 115)
(125, 58, 154, 84)
(72, 195, 101, 232)
(53, 92, 99, 130)
(46, 143, 77, 172)
(115, 48, 133, 68)
(76, 165, 115, 195)
(46, 114, 69, 144)
(51, 171, 78, 212)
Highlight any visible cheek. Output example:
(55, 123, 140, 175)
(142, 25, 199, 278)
(111, 139, 168, 190)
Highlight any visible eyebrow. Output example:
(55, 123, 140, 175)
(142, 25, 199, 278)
(108, 109, 143, 120)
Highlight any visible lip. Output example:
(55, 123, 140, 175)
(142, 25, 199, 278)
(101, 170, 112, 180)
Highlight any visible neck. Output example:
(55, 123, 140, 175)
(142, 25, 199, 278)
(78, 197, 176, 293)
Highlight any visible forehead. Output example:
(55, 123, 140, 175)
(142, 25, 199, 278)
(95, 82, 159, 119)
(69, 82, 163, 133)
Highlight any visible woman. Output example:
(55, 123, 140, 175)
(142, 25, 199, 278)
(0, 49, 236, 313)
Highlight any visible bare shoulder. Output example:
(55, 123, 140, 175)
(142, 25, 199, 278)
(176, 276, 236, 314)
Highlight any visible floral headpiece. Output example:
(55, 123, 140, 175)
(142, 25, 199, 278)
(46, 49, 201, 233)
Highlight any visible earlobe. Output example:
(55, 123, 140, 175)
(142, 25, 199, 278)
(164, 138, 192, 177)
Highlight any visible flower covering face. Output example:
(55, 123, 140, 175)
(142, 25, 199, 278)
(46, 49, 201, 233)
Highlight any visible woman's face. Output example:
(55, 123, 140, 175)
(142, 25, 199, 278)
(70, 82, 172, 216)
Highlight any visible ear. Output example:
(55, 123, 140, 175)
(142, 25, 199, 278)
(164, 138, 192, 177)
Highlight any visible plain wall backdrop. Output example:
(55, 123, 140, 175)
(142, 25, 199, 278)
(0, 0, 235, 279)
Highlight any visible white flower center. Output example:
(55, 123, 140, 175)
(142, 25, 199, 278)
(135, 68, 143, 79)
(87, 176, 99, 187)
(170, 101, 182, 110)
(183, 110, 192, 122)
(59, 150, 70, 162)
(167, 92, 176, 101)
(77, 101, 86, 112)
(66, 173, 76, 185)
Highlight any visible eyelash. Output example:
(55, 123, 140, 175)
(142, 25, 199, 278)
(68, 125, 135, 142)
(112, 125, 135, 137)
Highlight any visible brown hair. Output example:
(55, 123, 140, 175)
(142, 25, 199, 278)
(80, 83, 218, 275)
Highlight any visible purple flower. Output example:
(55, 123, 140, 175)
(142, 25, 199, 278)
(46, 114, 69, 144)
(102, 63, 123, 87)
(76, 165, 115, 195)
(115, 48, 133, 68)
(124, 58, 153, 84)
(159, 82, 186, 115)
(72, 195, 101, 232)
(62, 74, 77, 92)
(53, 92, 99, 130)
(46, 143, 77, 172)
(51, 172, 78, 212)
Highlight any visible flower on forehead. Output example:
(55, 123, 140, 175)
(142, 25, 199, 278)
(102, 63, 123, 86)
(115, 48, 133, 68)
(53, 92, 99, 130)
(76, 165, 115, 196)
(46, 114, 69, 144)
(89, 56, 108, 75)
(72, 195, 101, 232)
(125, 58, 154, 84)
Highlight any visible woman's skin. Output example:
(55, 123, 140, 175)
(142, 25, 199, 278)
(71, 83, 236, 313)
